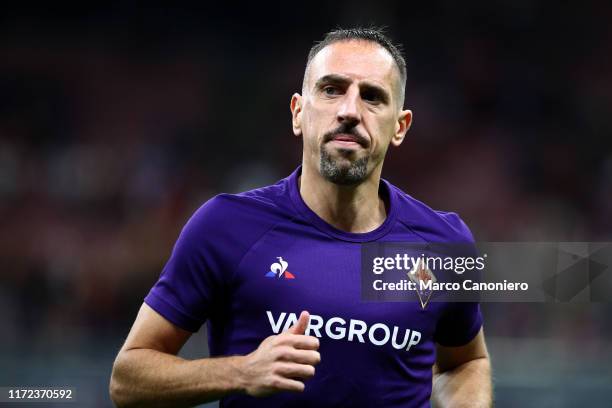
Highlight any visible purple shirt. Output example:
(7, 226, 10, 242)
(145, 166, 482, 407)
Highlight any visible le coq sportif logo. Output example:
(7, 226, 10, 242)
(265, 257, 295, 279)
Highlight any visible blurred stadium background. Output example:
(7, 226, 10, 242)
(0, 3, 611, 407)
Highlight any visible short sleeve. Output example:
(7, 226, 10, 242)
(433, 211, 483, 346)
(433, 302, 483, 346)
(144, 199, 227, 332)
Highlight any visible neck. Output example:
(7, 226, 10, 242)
(298, 163, 387, 233)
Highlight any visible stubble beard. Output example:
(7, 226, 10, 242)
(319, 145, 369, 186)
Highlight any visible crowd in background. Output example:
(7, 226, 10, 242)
(0, 2, 610, 406)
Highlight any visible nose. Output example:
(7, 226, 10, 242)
(336, 86, 361, 126)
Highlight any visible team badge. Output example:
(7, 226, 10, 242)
(408, 259, 436, 309)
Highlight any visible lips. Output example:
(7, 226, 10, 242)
(333, 134, 360, 143)
(323, 125, 370, 148)
(327, 132, 368, 148)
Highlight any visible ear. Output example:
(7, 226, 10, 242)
(290, 93, 303, 137)
(391, 109, 412, 147)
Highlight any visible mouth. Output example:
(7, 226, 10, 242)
(327, 133, 368, 148)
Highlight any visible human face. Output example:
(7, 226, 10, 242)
(291, 40, 412, 186)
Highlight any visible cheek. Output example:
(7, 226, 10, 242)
(302, 104, 331, 140)
(370, 115, 396, 144)
(380, 115, 397, 139)
(364, 116, 395, 159)
(300, 109, 322, 153)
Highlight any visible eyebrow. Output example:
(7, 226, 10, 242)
(314, 74, 351, 89)
(314, 74, 391, 103)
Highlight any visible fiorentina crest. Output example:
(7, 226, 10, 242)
(408, 259, 437, 309)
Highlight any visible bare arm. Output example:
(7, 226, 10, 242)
(109, 304, 320, 408)
(431, 328, 492, 408)
(109, 303, 242, 407)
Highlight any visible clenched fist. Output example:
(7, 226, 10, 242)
(237, 311, 321, 397)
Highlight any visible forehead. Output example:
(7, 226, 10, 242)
(307, 40, 399, 89)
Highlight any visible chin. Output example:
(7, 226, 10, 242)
(323, 145, 362, 160)
(319, 148, 370, 186)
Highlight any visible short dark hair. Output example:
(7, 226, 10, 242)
(306, 27, 407, 90)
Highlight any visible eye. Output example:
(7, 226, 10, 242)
(361, 89, 382, 103)
(323, 85, 341, 96)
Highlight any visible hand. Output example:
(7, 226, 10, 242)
(238, 311, 321, 397)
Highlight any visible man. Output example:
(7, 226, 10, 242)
(110, 28, 492, 407)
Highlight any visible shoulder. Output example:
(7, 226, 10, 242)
(180, 179, 296, 252)
(387, 182, 475, 243)
(194, 179, 293, 226)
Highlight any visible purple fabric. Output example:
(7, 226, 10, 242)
(145, 166, 482, 407)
